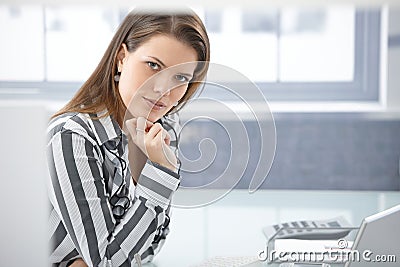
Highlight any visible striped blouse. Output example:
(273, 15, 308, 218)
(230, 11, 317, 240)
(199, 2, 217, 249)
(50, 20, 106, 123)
(46, 110, 181, 267)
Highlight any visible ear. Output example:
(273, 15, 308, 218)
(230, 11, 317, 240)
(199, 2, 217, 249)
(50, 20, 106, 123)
(116, 43, 128, 72)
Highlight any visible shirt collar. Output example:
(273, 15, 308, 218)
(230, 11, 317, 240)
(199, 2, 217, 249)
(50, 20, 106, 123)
(88, 110, 123, 146)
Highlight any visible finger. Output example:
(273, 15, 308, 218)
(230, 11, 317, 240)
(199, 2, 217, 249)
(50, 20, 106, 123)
(136, 117, 149, 138)
(155, 131, 176, 168)
(144, 119, 154, 132)
(136, 117, 154, 130)
(135, 117, 149, 154)
(125, 118, 138, 137)
(163, 129, 171, 146)
(155, 130, 168, 152)
(147, 123, 170, 145)
(147, 123, 163, 140)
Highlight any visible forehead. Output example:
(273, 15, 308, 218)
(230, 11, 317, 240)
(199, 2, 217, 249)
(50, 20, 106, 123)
(133, 34, 198, 72)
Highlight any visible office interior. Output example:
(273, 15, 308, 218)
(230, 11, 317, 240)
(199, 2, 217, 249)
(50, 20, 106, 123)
(0, 2, 399, 266)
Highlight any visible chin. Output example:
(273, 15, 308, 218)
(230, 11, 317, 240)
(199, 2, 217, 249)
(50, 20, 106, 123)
(138, 111, 162, 123)
(150, 111, 169, 122)
(127, 107, 151, 120)
(128, 103, 169, 122)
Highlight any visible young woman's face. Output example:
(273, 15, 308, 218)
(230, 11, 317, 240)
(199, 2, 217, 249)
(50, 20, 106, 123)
(117, 34, 198, 123)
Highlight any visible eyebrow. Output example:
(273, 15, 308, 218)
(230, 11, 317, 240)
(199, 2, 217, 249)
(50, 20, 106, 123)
(148, 56, 194, 78)
(148, 56, 166, 68)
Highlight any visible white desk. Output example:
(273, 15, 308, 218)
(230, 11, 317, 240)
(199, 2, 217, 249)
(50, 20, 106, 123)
(148, 189, 400, 267)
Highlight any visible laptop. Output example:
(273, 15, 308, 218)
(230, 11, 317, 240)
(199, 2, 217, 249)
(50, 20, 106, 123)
(251, 204, 400, 267)
(345, 204, 400, 267)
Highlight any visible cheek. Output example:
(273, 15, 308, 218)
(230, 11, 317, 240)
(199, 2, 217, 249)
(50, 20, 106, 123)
(170, 84, 189, 101)
(118, 69, 148, 106)
(118, 76, 135, 107)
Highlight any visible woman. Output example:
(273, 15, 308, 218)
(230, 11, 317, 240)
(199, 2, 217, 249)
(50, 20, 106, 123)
(47, 8, 210, 266)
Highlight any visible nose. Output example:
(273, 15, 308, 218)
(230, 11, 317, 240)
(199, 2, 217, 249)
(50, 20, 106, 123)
(153, 84, 170, 96)
(153, 76, 171, 96)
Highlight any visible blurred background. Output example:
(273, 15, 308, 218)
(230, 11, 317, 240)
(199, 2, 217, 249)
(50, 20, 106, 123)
(1, 4, 398, 190)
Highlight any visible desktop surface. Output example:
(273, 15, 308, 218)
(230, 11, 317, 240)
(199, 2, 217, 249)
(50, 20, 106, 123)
(148, 189, 399, 267)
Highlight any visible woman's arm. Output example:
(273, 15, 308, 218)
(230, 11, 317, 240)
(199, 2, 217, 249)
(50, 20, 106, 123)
(47, 126, 180, 266)
(125, 114, 182, 262)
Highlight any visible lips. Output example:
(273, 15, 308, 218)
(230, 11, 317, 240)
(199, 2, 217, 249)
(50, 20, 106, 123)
(143, 97, 167, 111)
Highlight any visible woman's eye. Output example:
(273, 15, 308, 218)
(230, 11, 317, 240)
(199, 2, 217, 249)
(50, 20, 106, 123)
(175, 74, 190, 83)
(147, 61, 160, 70)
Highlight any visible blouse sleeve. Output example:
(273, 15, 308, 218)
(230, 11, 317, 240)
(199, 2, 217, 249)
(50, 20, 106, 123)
(47, 125, 180, 266)
(137, 112, 183, 263)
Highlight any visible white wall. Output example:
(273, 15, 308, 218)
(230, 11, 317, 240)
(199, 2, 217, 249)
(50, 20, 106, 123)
(0, 101, 48, 266)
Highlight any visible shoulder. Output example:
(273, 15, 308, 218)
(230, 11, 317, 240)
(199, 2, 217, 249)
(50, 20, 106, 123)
(47, 112, 96, 143)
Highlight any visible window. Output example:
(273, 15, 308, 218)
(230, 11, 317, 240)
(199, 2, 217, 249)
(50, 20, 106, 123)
(0, 5, 124, 99)
(200, 7, 381, 101)
(0, 5, 381, 102)
(45, 7, 119, 81)
(0, 6, 45, 81)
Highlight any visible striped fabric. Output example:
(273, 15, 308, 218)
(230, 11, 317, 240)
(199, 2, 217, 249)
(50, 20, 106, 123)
(46, 110, 181, 267)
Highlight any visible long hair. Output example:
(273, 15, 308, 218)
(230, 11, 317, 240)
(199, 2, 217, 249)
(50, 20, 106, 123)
(52, 8, 210, 126)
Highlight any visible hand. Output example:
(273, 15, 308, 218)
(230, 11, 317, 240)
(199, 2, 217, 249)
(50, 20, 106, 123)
(69, 259, 88, 267)
(126, 117, 178, 172)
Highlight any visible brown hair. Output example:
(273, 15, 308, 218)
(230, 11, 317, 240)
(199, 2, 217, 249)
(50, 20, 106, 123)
(52, 8, 210, 126)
